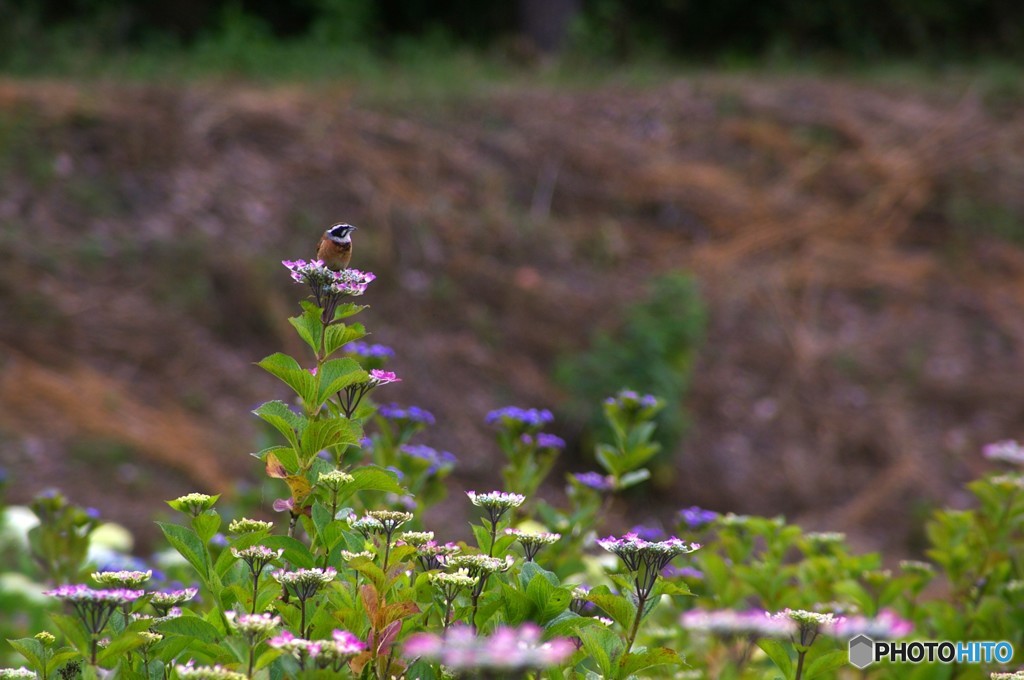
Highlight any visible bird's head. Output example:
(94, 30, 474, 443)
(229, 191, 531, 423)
(327, 223, 357, 242)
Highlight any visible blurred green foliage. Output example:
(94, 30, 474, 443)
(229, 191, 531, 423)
(557, 272, 706, 456)
(1, 0, 1023, 75)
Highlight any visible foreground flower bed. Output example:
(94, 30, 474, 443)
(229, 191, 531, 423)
(2, 257, 1024, 679)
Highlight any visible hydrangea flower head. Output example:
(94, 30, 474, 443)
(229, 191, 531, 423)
(598, 534, 701, 598)
(92, 570, 153, 588)
(272, 568, 336, 602)
(174, 664, 248, 680)
(168, 493, 218, 517)
(505, 528, 561, 561)
(403, 623, 573, 671)
(984, 440, 1024, 465)
(369, 369, 400, 386)
(467, 490, 526, 524)
(681, 609, 797, 638)
(827, 609, 913, 640)
(0, 668, 38, 678)
(43, 585, 146, 634)
(226, 611, 281, 640)
(228, 518, 274, 534)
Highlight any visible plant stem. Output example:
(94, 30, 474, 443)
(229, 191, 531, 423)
(251, 573, 260, 615)
(299, 598, 307, 638)
(622, 591, 647, 658)
(247, 645, 256, 679)
(795, 649, 807, 680)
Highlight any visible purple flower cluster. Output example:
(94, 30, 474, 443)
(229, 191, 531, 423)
(604, 389, 659, 410)
(268, 629, 364, 669)
(828, 609, 913, 640)
(630, 524, 667, 541)
(677, 506, 720, 530)
(400, 444, 457, 474)
(342, 341, 395, 359)
(403, 624, 574, 671)
(598, 533, 701, 598)
(44, 585, 145, 634)
(571, 471, 614, 492)
(680, 609, 798, 638)
(378, 404, 436, 426)
(486, 406, 554, 430)
(368, 369, 400, 386)
(521, 433, 566, 450)
(984, 440, 1024, 465)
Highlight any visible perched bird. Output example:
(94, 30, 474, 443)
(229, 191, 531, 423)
(316, 223, 357, 271)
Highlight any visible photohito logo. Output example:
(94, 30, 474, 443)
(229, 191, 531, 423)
(849, 636, 1014, 669)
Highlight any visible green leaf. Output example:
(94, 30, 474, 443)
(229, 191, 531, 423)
(499, 583, 534, 626)
(96, 631, 147, 664)
(6, 637, 44, 671)
(804, 649, 850, 679)
(578, 625, 622, 679)
(192, 512, 222, 545)
(336, 466, 405, 503)
(757, 638, 794, 678)
(619, 647, 683, 677)
(617, 468, 651, 489)
(316, 357, 368, 408)
(299, 417, 362, 462)
(49, 613, 91, 658)
(324, 322, 367, 358)
(260, 535, 317, 568)
(587, 587, 637, 632)
(519, 561, 559, 589)
(288, 303, 324, 356)
(252, 401, 304, 450)
(595, 443, 624, 477)
(157, 521, 209, 580)
(155, 616, 223, 643)
(257, 353, 317, 406)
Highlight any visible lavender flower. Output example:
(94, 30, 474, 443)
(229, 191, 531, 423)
(150, 588, 199, 616)
(984, 440, 1024, 465)
(681, 609, 798, 638)
(400, 445, 457, 475)
(662, 565, 703, 580)
(416, 541, 461, 571)
(403, 623, 574, 671)
(521, 433, 566, 450)
(571, 471, 614, 492)
(343, 341, 395, 359)
(630, 524, 667, 541)
(827, 609, 913, 640)
(486, 407, 554, 432)
(369, 369, 400, 386)
(677, 506, 719, 530)
(378, 404, 436, 426)
(44, 585, 145, 635)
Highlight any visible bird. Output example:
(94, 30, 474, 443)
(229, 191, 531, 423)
(316, 223, 357, 271)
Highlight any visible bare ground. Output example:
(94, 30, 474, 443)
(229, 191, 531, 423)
(2, 74, 1024, 554)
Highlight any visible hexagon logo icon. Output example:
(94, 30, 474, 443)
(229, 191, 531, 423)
(849, 634, 875, 669)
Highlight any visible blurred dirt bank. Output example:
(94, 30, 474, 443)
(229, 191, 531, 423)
(1, 74, 1023, 554)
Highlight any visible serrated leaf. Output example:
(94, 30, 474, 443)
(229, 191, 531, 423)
(324, 322, 367, 358)
(500, 583, 534, 625)
(317, 357, 367, 406)
(97, 631, 148, 664)
(288, 304, 324, 357)
(578, 625, 621, 679)
(6, 637, 44, 671)
(192, 512, 222, 545)
(299, 417, 362, 461)
(264, 448, 301, 477)
(155, 616, 223, 642)
(157, 521, 209, 580)
(619, 647, 682, 677)
(257, 353, 317, 406)
(253, 401, 304, 449)
(49, 613, 91, 657)
(520, 561, 559, 589)
(588, 588, 637, 632)
(336, 466, 405, 503)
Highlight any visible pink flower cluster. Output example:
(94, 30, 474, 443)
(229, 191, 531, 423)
(403, 624, 574, 671)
